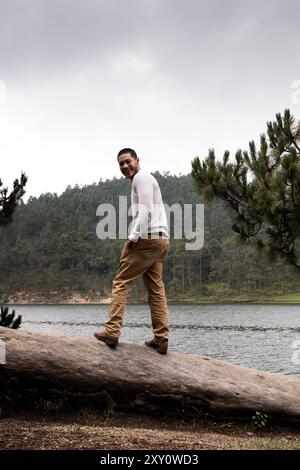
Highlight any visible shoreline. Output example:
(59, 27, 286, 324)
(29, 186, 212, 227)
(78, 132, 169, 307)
(2, 291, 300, 305)
(4, 298, 300, 305)
(3, 299, 300, 305)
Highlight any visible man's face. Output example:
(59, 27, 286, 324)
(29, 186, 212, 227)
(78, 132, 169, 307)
(118, 153, 140, 179)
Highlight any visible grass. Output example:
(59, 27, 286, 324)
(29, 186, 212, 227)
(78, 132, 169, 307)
(274, 293, 300, 303)
(167, 285, 300, 304)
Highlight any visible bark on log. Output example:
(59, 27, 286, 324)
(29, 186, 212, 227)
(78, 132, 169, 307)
(1, 326, 300, 422)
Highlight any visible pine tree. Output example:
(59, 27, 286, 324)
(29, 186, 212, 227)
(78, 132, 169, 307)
(0, 173, 27, 327)
(0, 306, 22, 328)
(191, 109, 300, 268)
(0, 173, 27, 225)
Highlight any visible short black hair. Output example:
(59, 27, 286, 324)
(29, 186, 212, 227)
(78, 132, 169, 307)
(117, 148, 138, 159)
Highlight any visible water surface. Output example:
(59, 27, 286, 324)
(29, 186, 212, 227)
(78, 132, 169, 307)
(12, 303, 300, 376)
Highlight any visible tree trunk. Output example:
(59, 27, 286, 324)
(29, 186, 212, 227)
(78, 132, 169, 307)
(1, 326, 300, 422)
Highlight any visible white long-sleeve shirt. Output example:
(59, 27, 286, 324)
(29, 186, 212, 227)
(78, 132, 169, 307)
(128, 170, 169, 242)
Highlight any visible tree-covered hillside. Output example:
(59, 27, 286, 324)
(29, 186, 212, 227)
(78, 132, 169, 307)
(0, 172, 297, 303)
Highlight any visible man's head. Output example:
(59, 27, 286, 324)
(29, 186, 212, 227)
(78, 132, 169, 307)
(117, 148, 140, 180)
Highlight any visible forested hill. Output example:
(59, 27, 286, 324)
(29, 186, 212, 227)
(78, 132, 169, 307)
(0, 172, 297, 303)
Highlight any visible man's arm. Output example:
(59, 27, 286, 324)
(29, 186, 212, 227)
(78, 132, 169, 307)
(128, 174, 153, 242)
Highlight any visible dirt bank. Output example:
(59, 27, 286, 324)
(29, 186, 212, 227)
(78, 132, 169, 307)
(1, 410, 300, 450)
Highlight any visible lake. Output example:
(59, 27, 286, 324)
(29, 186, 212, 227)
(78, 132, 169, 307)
(11, 303, 300, 376)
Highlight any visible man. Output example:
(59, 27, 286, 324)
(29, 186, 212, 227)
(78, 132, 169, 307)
(94, 148, 170, 354)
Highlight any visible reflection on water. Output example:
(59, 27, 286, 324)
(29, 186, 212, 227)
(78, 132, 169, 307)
(11, 303, 300, 376)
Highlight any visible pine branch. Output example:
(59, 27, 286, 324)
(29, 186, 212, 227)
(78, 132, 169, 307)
(191, 109, 300, 268)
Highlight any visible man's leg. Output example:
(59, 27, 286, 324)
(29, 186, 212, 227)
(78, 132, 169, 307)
(95, 238, 169, 346)
(142, 261, 169, 341)
(105, 242, 153, 338)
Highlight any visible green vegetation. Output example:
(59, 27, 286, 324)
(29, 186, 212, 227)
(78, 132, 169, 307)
(0, 371, 112, 416)
(192, 109, 300, 268)
(0, 306, 22, 328)
(104, 396, 117, 418)
(0, 171, 298, 303)
(252, 411, 269, 429)
(274, 293, 300, 303)
(0, 173, 27, 226)
(0, 173, 27, 320)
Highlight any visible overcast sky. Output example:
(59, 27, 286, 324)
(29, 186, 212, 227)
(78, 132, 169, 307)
(0, 0, 300, 198)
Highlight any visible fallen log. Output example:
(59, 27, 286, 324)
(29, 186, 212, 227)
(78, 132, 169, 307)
(1, 326, 300, 422)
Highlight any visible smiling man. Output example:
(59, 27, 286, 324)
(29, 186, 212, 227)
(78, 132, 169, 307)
(94, 148, 170, 354)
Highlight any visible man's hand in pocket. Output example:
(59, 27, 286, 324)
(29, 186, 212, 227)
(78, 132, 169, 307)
(127, 240, 137, 249)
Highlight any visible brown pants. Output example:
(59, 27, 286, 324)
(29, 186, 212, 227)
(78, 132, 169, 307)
(105, 237, 169, 341)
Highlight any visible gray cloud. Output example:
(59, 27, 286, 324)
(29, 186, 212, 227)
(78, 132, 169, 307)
(0, 0, 300, 197)
(1, 0, 299, 104)
(1, 0, 299, 77)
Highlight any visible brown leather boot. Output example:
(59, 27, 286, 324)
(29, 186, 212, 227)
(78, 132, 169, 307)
(145, 338, 168, 354)
(94, 330, 119, 347)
